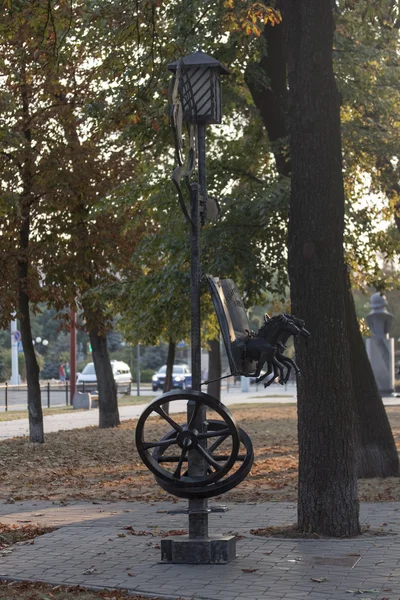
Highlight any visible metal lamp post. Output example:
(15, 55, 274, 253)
(164, 51, 234, 562)
(136, 50, 273, 565)
(167, 49, 228, 393)
(33, 337, 49, 348)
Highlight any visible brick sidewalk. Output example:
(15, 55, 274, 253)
(0, 500, 399, 599)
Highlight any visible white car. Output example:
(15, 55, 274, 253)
(77, 360, 132, 392)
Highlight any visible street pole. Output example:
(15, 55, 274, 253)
(70, 309, 77, 405)
(10, 319, 19, 385)
(187, 124, 209, 539)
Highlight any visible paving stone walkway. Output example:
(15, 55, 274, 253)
(0, 500, 399, 599)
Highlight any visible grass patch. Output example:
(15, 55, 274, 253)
(226, 401, 296, 410)
(0, 406, 79, 422)
(117, 395, 155, 407)
(0, 397, 153, 421)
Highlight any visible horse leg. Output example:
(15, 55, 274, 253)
(256, 360, 273, 384)
(261, 362, 278, 388)
(272, 356, 285, 384)
(277, 355, 292, 384)
(281, 356, 301, 383)
(254, 351, 269, 377)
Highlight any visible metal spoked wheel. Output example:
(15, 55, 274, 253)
(153, 421, 254, 499)
(135, 390, 240, 489)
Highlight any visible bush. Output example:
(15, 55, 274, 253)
(40, 361, 60, 380)
(1, 349, 44, 382)
(134, 368, 154, 383)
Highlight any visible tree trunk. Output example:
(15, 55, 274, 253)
(163, 338, 176, 394)
(163, 338, 176, 415)
(89, 328, 120, 428)
(284, 0, 359, 536)
(19, 66, 44, 443)
(19, 284, 44, 443)
(245, 0, 291, 178)
(250, 2, 397, 481)
(58, 92, 121, 428)
(344, 270, 399, 477)
(207, 338, 221, 400)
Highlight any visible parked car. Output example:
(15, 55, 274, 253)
(152, 364, 192, 391)
(77, 360, 132, 393)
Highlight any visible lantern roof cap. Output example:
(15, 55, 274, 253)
(167, 50, 230, 74)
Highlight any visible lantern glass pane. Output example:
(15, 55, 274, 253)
(180, 67, 223, 124)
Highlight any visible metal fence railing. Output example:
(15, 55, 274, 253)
(0, 382, 133, 412)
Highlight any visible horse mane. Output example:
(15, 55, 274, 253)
(258, 314, 285, 336)
(284, 313, 305, 328)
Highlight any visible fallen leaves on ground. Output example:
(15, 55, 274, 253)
(0, 405, 400, 503)
(0, 523, 55, 555)
(0, 581, 164, 599)
(250, 525, 322, 539)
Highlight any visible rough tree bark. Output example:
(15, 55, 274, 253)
(283, 0, 359, 535)
(19, 66, 44, 443)
(89, 326, 120, 428)
(207, 339, 221, 400)
(246, 10, 398, 479)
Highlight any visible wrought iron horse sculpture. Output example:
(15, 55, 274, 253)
(206, 276, 310, 388)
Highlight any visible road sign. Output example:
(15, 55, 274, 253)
(11, 330, 21, 343)
(17, 341, 23, 353)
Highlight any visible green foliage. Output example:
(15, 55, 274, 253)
(0, 0, 398, 364)
(334, 0, 400, 286)
(137, 369, 155, 383)
(0, 350, 6, 383)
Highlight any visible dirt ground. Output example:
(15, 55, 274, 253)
(0, 581, 160, 600)
(0, 403, 399, 504)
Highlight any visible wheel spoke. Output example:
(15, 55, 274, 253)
(153, 406, 182, 432)
(209, 433, 230, 454)
(198, 428, 231, 440)
(194, 444, 223, 471)
(173, 448, 188, 479)
(143, 437, 178, 450)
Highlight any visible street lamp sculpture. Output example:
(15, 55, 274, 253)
(135, 51, 309, 564)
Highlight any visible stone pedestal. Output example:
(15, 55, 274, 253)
(161, 535, 236, 564)
(240, 376, 250, 392)
(73, 392, 92, 410)
(366, 337, 395, 395)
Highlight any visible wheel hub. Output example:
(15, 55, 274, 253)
(176, 428, 199, 449)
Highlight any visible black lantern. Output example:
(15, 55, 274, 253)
(168, 50, 229, 125)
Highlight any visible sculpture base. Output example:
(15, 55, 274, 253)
(161, 535, 236, 564)
(366, 336, 395, 394)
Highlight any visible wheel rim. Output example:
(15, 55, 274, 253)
(135, 390, 240, 488)
(154, 422, 254, 499)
